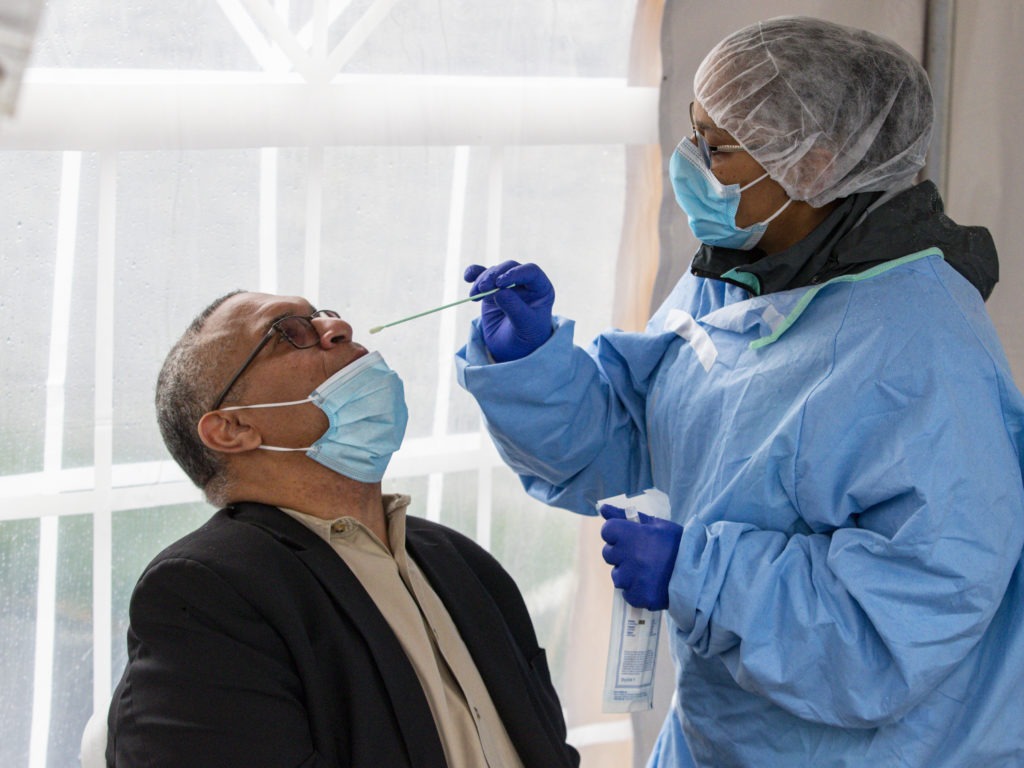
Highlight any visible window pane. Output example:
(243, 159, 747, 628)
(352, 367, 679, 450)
(0, 152, 61, 476)
(113, 150, 261, 465)
(499, 145, 622, 344)
(337, 0, 637, 77)
(318, 145, 461, 440)
(32, 0, 262, 70)
(432, 470, 477, 537)
(34, 1, 636, 76)
(48, 515, 93, 768)
(0, 519, 39, 767)
(61, 153, 100, 471)
(490, 467, 580, 691)
(0, 514, 94, 768)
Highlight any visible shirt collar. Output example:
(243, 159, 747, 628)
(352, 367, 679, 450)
(278, 493, 412, 550)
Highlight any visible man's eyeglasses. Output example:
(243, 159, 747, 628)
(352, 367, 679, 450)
(211, 309, 341, 411)
(689, 101, 745, 169)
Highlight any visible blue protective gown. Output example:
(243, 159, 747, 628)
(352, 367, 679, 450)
(456, 248, 1024, 767)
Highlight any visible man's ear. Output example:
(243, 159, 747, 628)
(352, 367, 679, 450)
(197, 410, 263, 454)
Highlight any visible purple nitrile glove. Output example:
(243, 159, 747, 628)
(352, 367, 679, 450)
(599, 503, 683, 611)
(463, 260, 555, 363)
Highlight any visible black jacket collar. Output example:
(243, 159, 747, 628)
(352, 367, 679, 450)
(690, 181, 998, 300)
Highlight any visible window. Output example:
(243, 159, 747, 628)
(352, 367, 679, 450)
(0, 2, 657, 765)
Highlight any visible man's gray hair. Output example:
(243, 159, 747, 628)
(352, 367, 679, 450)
(155, 291, 243, 498)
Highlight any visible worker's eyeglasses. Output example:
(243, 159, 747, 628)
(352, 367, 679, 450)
(211, 309, 341, 410)
(689, 101, 745, 169)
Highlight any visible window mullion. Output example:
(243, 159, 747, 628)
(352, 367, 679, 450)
(303, 144, 324, 304)
(472, 147, 505, 550)
(425, 145, 471, 523)
(91, 151, 117, 713)
(259, 147, 279, 292)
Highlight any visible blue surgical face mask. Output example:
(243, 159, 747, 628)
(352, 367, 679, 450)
(220, 350, 408, 483)
(669, 138, 791, 250)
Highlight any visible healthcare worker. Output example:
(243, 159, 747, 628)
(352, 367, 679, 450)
(455, 16, 1024, 768)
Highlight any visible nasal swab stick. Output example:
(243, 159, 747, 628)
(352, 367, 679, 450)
(369, 284, 516, 334)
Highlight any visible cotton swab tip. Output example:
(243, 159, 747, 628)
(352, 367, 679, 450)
(369, 326, 384, 334)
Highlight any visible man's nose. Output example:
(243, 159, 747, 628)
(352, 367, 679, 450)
(316, 315, 353, 347)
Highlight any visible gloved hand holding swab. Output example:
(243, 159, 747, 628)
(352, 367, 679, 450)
(369, 284, 516, 334)
(463, 261, 555, 361)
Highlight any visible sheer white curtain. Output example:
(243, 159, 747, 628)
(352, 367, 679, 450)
(0, 2, 656, 766)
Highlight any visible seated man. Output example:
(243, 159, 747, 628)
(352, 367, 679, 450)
(106, 290, 579, 768)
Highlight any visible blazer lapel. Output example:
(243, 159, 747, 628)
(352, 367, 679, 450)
(228, 503, 447, 768)
(407, 522, 574, 767)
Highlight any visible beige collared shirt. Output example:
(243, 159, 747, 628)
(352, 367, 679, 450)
(281, 495, 524, 768)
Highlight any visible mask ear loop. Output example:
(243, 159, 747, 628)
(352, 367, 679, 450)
(759, 196, 792, 226)
(218, 397, 311, 412)
(216, 397, 317, 450)
(737, 172, 793, 226)
(738, 172, 770, 193)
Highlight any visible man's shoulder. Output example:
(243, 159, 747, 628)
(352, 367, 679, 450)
(404, 514, 462, 538)
(143, 502, 308, 573)
(405, 515, 489, 559)
(404, 515, 518, 594)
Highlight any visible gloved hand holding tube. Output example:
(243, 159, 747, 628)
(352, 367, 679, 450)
(463, 260, 555, 362)
(599, 495, 676, 713)
(600, 503, 683, 611)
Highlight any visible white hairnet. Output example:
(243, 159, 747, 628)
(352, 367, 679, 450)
(694, 16, 934, 207)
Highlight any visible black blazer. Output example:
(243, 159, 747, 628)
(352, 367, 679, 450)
(107, 501, 579, 768)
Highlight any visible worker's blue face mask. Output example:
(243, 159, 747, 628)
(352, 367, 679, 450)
(669, 138, 791, 250)
(220, 351, 408, 483)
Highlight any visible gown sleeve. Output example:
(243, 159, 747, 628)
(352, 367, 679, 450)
(456, 315, 674, 515)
